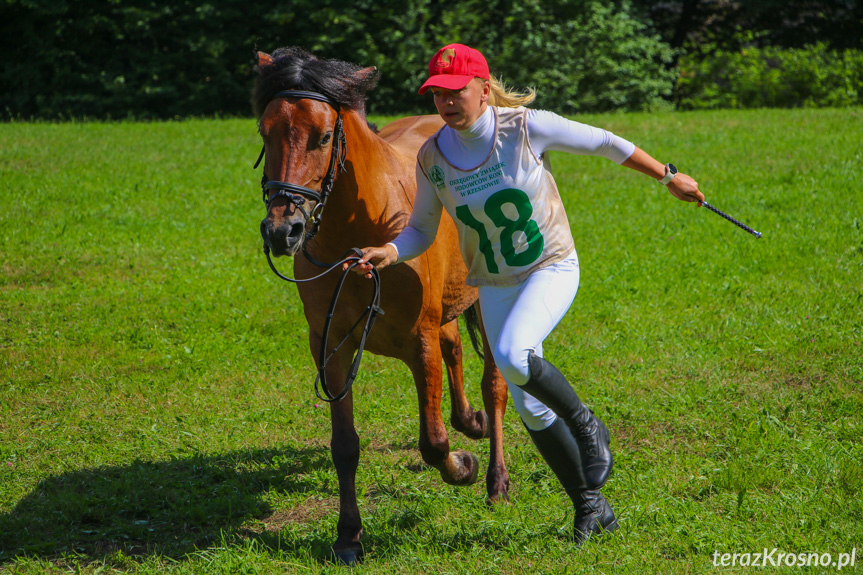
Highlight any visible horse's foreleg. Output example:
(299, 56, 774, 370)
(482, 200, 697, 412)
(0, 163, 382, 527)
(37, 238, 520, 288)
(313, 335, 364, 565)
(411, 329, 479, 486)
(476, 303, 511, 504)
(440, 319, 488, 440)
(328, 392, 363, 563)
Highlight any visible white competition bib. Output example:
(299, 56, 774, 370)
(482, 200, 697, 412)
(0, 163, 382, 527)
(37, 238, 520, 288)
(418, 106, 575, 286)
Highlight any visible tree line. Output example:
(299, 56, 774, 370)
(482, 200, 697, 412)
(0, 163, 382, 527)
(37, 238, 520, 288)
(1, 0, 861, 120)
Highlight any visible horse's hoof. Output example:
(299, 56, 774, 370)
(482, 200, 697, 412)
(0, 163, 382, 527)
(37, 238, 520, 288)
(486, 472, 511, 505)
(441, 449, 479, 486)
(486, 491, 511, 506)
(451, 409, 489, 440)
(332, 546, 363, 566)
(473, 409, 490, 439)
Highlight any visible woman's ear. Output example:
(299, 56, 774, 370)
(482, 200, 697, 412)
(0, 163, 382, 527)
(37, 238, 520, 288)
(479, 78, 491, 103)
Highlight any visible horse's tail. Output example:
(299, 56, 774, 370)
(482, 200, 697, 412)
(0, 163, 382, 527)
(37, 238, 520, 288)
(463, 305, 484, 361)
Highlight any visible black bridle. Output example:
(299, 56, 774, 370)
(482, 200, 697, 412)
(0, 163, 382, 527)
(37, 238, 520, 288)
(255, 90, 382, 403)
(254, 90, 347, 250)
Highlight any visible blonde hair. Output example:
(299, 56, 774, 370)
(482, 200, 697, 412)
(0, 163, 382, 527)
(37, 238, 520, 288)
(485, 75, 536, 108)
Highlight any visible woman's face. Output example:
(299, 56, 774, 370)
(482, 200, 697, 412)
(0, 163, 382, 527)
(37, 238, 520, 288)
(431, 78, 490, 131)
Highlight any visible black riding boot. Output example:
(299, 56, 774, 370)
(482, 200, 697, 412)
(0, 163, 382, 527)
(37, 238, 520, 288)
(570, 489, 619, 545)
(526, 418, 619, 545)
(520, 351, 613, 489)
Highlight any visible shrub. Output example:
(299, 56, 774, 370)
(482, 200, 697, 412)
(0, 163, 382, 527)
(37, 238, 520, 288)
(0, 0, 676, 119)
(423, 0, 677, 115)
(675, 43, 863, 109)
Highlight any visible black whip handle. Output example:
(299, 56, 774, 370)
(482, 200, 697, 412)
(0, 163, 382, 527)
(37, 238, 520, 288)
(701, 201, 762, 238)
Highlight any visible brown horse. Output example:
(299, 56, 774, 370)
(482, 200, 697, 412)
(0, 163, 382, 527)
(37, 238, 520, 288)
(252, 47, 510, 564)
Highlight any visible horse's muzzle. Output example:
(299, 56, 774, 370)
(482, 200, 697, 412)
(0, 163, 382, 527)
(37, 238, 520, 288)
(260, 217, 305, 257)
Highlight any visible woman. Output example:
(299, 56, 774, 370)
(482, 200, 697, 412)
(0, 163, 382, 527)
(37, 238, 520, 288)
(350, 43, 704, 544)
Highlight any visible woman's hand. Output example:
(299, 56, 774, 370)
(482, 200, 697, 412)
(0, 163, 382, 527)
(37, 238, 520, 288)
(344, 244, 398, 278)
(621, 148, 706, 205)
(667, 172, 706, 204)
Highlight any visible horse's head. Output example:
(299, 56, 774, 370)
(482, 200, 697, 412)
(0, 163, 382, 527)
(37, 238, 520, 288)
(253, 48, 378, 258)
(257, 90, 344, 257)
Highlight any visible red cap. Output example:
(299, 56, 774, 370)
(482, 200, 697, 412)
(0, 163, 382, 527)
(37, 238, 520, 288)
(418, 44, 490, 95)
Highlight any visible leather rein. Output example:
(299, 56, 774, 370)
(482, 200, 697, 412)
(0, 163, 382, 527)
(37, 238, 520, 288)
(255, 89, 383, 403)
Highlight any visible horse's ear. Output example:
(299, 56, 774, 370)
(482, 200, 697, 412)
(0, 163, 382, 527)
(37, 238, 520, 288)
(354, 66, 378, 82)
(352, 66, 380, 91)
(256, 51, 274, 68)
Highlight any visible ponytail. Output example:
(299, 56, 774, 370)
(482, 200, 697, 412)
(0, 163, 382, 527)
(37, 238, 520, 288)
(486, 75, 536, 108)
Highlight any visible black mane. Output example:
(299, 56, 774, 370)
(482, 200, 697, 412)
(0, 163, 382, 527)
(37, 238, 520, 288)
(252, 47, 379, 118)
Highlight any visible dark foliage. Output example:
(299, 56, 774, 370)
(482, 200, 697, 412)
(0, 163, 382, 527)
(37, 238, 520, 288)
(0, 1, 259, 119)
(1, 0, 861, 120)
(629, 0, 863, 54)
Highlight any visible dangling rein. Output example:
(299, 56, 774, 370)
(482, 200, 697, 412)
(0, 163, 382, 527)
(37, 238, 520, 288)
(263, 245, 384, 404)
(256, 89, 383, 403)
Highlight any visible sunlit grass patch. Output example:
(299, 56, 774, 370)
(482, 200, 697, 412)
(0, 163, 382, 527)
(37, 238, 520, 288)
(1, 109, 861, 573)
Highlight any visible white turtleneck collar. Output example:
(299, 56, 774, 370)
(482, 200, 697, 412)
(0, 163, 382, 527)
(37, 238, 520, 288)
(437, 105, 496, 170)
(457, 104, 494, 141)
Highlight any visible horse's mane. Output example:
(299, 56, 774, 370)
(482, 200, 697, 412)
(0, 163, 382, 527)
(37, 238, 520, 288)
(252, 47, 380, 118)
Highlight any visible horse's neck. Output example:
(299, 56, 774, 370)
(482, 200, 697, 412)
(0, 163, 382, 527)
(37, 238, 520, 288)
(319, 112, 414, 246)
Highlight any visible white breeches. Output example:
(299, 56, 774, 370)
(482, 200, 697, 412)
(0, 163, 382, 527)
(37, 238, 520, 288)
(478, 251, 580, 431)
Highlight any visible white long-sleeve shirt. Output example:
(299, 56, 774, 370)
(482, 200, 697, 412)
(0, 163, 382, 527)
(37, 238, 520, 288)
(390, 105, 635, 263)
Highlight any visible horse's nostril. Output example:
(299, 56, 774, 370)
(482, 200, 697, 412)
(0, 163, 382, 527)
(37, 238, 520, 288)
(289, 223, 304, 239)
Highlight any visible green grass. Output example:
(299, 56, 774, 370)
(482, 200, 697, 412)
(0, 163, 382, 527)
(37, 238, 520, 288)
(1, 108, 861, 574)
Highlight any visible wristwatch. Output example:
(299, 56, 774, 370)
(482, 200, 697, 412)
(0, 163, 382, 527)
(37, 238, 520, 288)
(659, 163, 678, 185)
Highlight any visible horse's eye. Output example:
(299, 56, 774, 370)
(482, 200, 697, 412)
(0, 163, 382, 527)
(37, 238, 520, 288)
(321, 133, 332, 146)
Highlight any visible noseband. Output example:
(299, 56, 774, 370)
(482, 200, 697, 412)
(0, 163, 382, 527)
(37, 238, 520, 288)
(254, 90, 348, 248)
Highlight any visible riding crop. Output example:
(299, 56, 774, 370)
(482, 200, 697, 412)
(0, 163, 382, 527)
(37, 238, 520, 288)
(700, 201, 762, 238)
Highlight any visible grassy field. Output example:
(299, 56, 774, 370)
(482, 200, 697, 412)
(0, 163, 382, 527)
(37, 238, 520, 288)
(1, 108, 861, 574)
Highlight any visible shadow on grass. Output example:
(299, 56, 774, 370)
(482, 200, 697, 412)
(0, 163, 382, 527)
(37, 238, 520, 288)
(0, 445, 334, 565)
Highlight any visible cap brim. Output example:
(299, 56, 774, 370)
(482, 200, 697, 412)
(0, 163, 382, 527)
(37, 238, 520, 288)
(418, 74, 474, 95)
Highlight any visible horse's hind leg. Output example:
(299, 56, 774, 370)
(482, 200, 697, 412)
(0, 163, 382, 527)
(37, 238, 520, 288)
(475, 303, 511, 504)
(440, 318, 488, 440)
